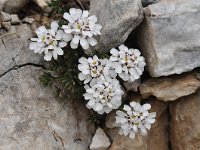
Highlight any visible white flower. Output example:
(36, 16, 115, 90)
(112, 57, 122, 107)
(78, 55, 116, 84)
(110, 44, 146, 82)
(62, 8, 102, 50)
(84, 78, 124, 114)
(29, 21, 70, 61)
(115, 102, 156, 139)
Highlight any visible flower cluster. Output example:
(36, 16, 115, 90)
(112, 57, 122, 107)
(29, 21, 68, 61)
(110, 44, 146, 82)
(84, 78, 123, 114)
(29, 6, 156, 140)
(115, 102, 156, 139)
(29, 8, 102, 61)
(62, 8, 102, 50)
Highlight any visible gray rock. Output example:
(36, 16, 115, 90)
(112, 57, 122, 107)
(0, 0, 7, 10)
(3, 0, 28, 14)
(90, 0, 143, 51)
(33, 0, 52, 13)
(23, 17, 35, 24)
(142, 0, 159, 7)
(1, 21, 10, 30)
(0, 66, 95, 150)
(170, 93, 200, 150)
(137, 0, 200, 77)
(0, 11, 11, 22)
(123, 78, 141, 92)
(139, 72, 200, 101)
(10, 14, 20, 25)
(90, 128, 111, 150)
(0, 24, 43, 76)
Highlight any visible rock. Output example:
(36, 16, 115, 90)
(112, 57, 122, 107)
(33, 0, 52, 13)
(137, 0, 200, 77)
(170, 93, 200, 150)
(142, 0, 158, 7)
(3, 0, 28, 14)
(10, 14, 20, 25)
(139, 72, 200, 101)
(0, 11, 11, 22)
(107, 98, 169, 150)
(1, 21, 10, 30)
(90, 128, 111, 150)
(123, 78, 141, 92)
(105, 111, 116, 129)
(0, 0, 7, 10)
(0, 24, 43, 76)
(22, 17, 35, 24)
(0, 65, 95, 149)
(90, 0, 143, 51)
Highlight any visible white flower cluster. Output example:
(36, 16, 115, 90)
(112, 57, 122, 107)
(115, 102, 156, 139)
(29, 21, 68, 61)
(110, 44, 146, 82)
(62, 8, 102, 50)
(29, 8, 102, 61)
(78, 55, 123, 114)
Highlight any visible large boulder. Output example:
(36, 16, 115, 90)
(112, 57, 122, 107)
(139, 72, 200, 101)
(0, 65, 95, 150)
(138, 0, 200, 77)
(90, 0, 143, 51)
(170, 93, 200, 150)
(0, 24, 43, 76)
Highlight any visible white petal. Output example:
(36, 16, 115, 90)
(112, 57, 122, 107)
(63, 13, 74, 23)
(56, 48, 64, 55)
(44, 52, 52, 61)
(80, 38, 89, 50)
(59, 42, 67, 48)
(63, 33, 73, 42)
(87, 37, 97, 46)
(72, 35, 80, 44)
(70, 41, 78, 49)
(143, 104, 151, 111)
(51, 21, 59, 32)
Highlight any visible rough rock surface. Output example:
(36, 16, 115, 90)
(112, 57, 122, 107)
(33, 0, 52, 13)
(0, 66, 95, 150)
(139, 72, 200, 101)
(107, 99, 169, 150)
(123, 79, 141, 92)
(0, 24, 43, 76)
(90, 0, 143, 51)
(138, 0, 200, 77)
(3, 0, 28, 13)
(170, 93, 200, 150)
(90, 128, 111, 150)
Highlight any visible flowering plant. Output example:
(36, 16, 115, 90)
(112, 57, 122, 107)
(30, 6, 156, 139)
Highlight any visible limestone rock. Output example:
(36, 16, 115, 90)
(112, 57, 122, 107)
(90, 128, 111, 150)
(123, 78, 141, 92)
(10, 14, 20, 25)
(90, 0, 143, 51)
(23, 17, 35, 24)
(170, 93, 200, 150)
(139, 72, 200, 101)
(1, 21, 10, 30)
(33, 0, 52, 13)
(0, 11, 11, 22)
(3, 0, 28, 13)
(137, 0, 200, 77)
(107, 99, 169, 150)
(0, 24, 43, 76)
(0, 66, 95, 150)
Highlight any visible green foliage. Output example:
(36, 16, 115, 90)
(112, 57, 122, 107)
(40, 46, 87, 100)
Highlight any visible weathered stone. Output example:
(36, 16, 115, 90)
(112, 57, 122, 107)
(0, 66, 95, 150)
(105, 111, 116, 129)
(90, 128, 111, 150)
(107, 99, 169, 150)
(0, 11, 11, 22)
(22, 17, 35, 24)
(139, 72, 200, 101)
(170, 93, 200, 150)
(10, 14, 20, 25)
(142, 0, 158, 7)
(90, 0, 143, 51)
(138, 0, 200, 77)
(0, 0, 7, 10)
(123, 78, 141, 92)
(1, 21, 10, 30)
(0, 24, 43, 75)
(3, 0, 28, 14)
(33, 0, 52, 13)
